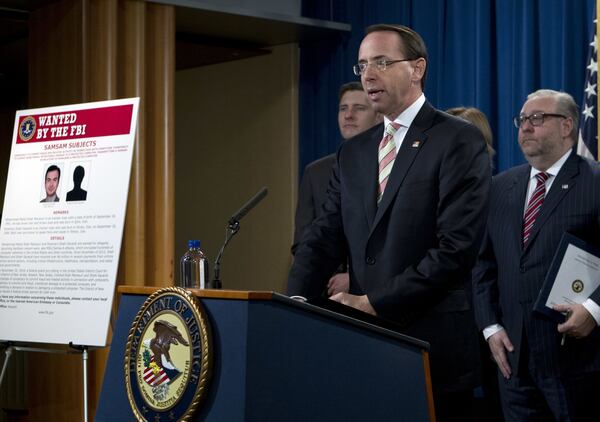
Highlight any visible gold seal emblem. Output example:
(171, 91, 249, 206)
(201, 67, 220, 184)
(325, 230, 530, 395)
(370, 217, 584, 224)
(571, 279, 584, 293)
(19, 116, 36, 141)
(124, 287, 212, 421)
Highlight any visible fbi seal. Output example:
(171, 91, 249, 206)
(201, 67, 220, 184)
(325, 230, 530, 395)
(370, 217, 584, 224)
(124, 287, 212, 421)
(19, 116, 36, 141)
(571, 279, 584, 293)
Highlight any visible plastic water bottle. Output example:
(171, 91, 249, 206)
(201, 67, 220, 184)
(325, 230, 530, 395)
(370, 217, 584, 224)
(179, 240, 209, 288)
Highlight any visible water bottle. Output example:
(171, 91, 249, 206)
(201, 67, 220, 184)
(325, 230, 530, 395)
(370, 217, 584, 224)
(179, 240, 209, 288)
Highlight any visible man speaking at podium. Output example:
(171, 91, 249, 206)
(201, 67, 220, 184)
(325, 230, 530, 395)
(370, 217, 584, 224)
(288, 24, 490, 420)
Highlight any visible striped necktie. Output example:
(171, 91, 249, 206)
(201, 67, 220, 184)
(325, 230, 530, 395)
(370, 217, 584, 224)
(522, 172, 549, 246)
(377, 122, 401, 203)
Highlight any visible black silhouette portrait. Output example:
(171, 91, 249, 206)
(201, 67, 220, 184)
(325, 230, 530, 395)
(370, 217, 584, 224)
(66, 165, 87, 201)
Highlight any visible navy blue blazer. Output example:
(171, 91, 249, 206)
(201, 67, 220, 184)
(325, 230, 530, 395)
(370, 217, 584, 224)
(288, 102, 491, 392)
(292, 153, 336, 255)
(473, 151, 600, 378)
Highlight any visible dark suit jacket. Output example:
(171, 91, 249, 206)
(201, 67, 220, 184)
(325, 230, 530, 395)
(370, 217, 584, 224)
(292, 153, 336, 255)
(288, 101, 491, 392)
(473, 151, 600, 378)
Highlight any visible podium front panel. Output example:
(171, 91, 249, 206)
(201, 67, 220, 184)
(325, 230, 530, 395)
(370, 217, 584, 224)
(96, 290, 431, 421)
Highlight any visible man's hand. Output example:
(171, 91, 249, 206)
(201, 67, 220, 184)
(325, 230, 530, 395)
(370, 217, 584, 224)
(488, 329, 514, 379)
(329, 293, 376, 316)
(554, 303, 597, 339)
(327, 272, 349, 296)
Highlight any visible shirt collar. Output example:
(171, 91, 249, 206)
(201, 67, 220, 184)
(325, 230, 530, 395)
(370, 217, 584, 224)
(529, 148, 572, 179)
(383, 93, 426, 129)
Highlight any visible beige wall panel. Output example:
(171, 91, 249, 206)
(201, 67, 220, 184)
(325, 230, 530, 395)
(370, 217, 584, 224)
(175, 43, 298, 293)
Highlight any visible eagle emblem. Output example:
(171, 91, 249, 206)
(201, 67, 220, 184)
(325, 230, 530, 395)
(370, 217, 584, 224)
(125, 287, 212, 421)
(141, 320, 190, 396)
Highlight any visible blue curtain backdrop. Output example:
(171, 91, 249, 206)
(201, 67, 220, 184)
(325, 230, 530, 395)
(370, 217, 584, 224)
(299, 0, 595, 174)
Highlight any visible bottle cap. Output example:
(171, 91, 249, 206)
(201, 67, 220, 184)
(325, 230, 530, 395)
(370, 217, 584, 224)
(188, 240, 200, 248)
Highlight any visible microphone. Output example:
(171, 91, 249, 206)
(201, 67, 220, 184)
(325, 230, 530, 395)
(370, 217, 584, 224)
(211, 187, 268, 289)
(228, 187, 268, 227)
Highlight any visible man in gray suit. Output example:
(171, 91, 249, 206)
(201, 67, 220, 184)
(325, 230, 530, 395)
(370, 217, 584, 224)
(292, 81, 381, 296)
(473, 89, 600, 420)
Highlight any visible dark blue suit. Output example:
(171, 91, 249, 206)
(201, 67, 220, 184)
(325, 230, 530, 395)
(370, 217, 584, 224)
(473, 151, 600, 418)
(292, 153, 336, 255)
(289, 101, 491, 396)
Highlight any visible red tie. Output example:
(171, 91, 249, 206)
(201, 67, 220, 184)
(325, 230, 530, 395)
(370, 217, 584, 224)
(522, 172, 549, 246)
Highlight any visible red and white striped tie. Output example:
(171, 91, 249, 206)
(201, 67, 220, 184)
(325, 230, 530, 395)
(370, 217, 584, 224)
(377, 122, 401, 202)
(522, 172, 549, 246)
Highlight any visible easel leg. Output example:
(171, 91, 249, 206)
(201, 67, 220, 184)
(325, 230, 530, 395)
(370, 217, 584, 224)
(0, 345, 14, 389)
(82, 347, 88, 422)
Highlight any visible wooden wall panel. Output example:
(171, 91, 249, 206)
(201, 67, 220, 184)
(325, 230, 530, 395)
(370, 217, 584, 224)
(145, 3, 175, 287)
(88, 0, 117, 101)
(117, 0, 147, 287)
(28, 0, 84, 107)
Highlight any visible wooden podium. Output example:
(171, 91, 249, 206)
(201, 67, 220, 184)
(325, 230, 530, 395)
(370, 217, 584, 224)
(96, 287, 434, 421)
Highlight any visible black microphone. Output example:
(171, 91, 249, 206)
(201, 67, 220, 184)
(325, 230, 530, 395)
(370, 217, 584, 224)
(228, 187, 268, 226)
(211, 187, 268, 289)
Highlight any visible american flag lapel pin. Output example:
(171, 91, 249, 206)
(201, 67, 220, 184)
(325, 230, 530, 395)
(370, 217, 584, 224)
(412, 140, 421, 148)
(561, 184, 568, 189)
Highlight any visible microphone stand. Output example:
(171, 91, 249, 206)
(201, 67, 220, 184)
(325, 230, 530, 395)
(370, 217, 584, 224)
(210, 187, 268, 289)
(210, 220, 239, 289)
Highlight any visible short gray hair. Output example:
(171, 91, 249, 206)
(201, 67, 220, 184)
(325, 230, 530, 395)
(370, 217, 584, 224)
(526, 89, 579, 142)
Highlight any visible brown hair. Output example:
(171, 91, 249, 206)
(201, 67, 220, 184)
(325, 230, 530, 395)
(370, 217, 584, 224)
(446, 107, 496, 160)
(338, 81, 364, 102)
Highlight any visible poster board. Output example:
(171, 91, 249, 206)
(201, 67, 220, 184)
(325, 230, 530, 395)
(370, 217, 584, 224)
(0, 98, 139, 347)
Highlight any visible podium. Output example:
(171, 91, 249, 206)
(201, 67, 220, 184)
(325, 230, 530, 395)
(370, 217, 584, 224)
(96, 287, 434, 421)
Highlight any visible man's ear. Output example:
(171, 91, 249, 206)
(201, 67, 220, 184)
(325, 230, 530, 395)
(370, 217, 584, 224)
(561, 116, 574, 139)
(411, 58, 426, 83)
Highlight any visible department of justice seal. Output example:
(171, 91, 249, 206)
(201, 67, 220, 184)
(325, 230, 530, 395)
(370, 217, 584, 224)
(124, 287, 212, 421)
(19, 116, 36, 141)
(571, 279, 584, 293)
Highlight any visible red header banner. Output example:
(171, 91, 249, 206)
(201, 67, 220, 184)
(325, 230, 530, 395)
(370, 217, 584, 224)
(16, 104, 134, 144)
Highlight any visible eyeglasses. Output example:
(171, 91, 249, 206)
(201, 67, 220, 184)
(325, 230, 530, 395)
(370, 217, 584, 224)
(513, 112, 567, 128)
(353, 58, 415, 76)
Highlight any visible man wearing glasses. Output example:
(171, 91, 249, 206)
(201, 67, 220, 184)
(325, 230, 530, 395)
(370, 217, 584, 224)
(288, 24, 490, 420)
(473, 89, 600, 420)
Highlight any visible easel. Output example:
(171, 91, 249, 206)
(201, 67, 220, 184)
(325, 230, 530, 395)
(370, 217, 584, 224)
(0, 341, 96, 422)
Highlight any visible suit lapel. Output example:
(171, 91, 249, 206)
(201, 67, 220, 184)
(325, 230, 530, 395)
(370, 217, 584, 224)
(507, 167, 529, 254)
(523, 153, 580, 252)
(370, 103, 435, 233)
(362, 125, 383, 228)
